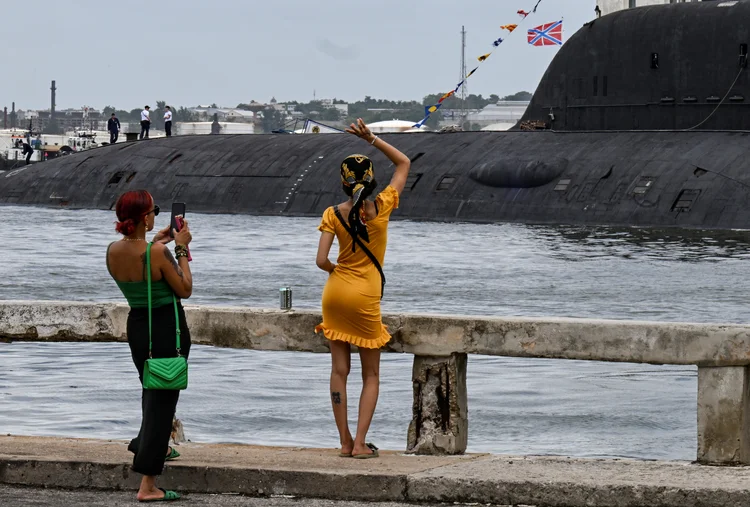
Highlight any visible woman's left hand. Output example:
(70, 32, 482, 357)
(153, 225, 173, 245)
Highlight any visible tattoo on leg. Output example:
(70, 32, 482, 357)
(331, 392, 342, 405)
(163, 248, 184, 280)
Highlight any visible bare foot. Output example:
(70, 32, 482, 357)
(352, 442, 374, 457)
(341, 437, 354, 456)
(137, 486, 166, 502)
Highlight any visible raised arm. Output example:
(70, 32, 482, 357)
(153, 222, 193, 299)
(346, 118, 411, 195)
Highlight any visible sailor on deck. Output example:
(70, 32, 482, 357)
(108, 113, 121, 144)
(140, 106, 151, 140)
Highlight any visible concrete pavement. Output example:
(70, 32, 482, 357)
(3, 436, 750, 506)
(0, 485, 462, 507)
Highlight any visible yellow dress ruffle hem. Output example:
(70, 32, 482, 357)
(315, 323, 391, 350)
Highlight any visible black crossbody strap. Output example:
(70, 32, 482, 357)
(333, 205, 385, 299)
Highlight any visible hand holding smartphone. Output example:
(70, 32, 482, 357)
(170, 202, 192, 261)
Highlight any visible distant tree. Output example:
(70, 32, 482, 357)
(260, 107, 286, 133)
(175, 107, 197, 122)
(501, 91, 533, 101)
(210, 103, 218, 108)
(236, 102, 266, 114)
(317, 107, 340, 122)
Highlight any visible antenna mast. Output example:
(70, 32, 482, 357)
(460, 26, 467, 127)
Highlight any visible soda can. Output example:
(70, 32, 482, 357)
(280, 287, 292, 310)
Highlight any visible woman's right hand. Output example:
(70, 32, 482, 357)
(174, 218, 192, 246)
(346, 118, 375, 144)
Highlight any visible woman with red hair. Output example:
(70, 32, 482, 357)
(106, 189, 193, 502)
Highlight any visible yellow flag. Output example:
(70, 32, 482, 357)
(500, 24, 518, 32)
(478, 53, 492, 62)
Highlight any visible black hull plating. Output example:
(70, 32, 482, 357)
(1, 131, 749, 230)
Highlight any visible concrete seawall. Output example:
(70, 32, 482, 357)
(3, 301, 750, 365)
(3, 436, 750, 507)
(4, 301, 750, 465)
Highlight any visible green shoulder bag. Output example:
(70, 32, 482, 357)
(142, 242, 188, 390)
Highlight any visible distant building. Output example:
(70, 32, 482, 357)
(599, 0, 701, 16)
(464, 101, 530, 130)
(22, 107, 102, 132)
(189, 107, 255, 122)
(319, 98, 349, 116)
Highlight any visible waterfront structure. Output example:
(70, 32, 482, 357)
(3, 300, 750, 466)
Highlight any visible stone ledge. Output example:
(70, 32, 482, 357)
(3, 437, 750, 506)
(3, 300, 750, 365)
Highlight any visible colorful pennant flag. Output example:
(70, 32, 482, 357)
(412, 1, 548, 128)
(438, 91, 455, 103)
(528, 20, 563, 46)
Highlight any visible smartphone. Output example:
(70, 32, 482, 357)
(170, 202, 186, 238)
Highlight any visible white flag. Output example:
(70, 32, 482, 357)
(302, 119, 344, 134)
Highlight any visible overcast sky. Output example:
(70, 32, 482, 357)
(2, 0, 594, 111)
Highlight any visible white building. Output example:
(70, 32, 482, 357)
(176, 122, 254, 135)
(599, 0, 700, 16)
(465, 101, 530, 130)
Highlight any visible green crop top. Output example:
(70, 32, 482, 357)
(107, 243, 175, 308)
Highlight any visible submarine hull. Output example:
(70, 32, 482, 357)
(0, 131, 748, 230)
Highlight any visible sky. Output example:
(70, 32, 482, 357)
(1, 0, 595, 111)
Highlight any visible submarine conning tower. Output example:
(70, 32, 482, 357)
(518, 0, 750, 131)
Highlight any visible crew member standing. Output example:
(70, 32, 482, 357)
(163, 106, 173, 137)
(108, 113, 121, 144)
(140, 105, 151, 140)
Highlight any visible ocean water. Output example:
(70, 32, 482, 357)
(2, 205, 749, 459)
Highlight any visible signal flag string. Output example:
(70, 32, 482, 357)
(413, 0, 546, 129)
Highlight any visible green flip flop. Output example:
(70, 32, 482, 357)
(165, 447, 180, 461)
(139, 488, 181, 502)
(352, 443, 379, 459)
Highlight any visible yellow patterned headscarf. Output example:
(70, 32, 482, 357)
(340, 154, 375, 251)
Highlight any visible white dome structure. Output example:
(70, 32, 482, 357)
(367, 120, 429, 133)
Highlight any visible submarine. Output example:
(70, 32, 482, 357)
(2, 1, 750, 230)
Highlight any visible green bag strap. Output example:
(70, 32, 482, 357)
(173, 293, 181, 356)
(146, 242, 182, 358)
(147, 242, 153, 357)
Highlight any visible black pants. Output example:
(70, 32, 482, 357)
(126, 303, 191, 476)
(24, 150, 32, 164)
(110, 131, 119, 144)
(140, 121, 150, 140)
(165, 121, 172, 137)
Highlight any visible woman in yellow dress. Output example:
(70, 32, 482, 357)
(315, 118, 411, 459)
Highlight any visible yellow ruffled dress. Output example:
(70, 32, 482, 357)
(315, 186, 399, 349)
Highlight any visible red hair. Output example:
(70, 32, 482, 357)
(115, 190, 153, 236)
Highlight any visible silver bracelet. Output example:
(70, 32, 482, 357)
(370, 136, 378, 145)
